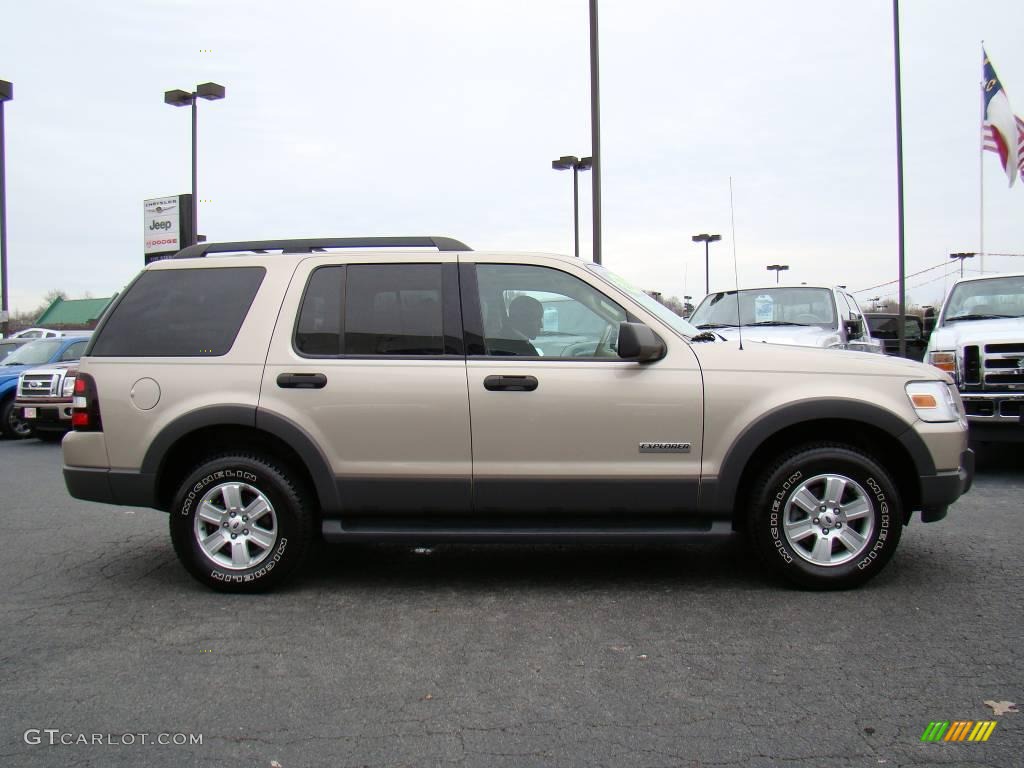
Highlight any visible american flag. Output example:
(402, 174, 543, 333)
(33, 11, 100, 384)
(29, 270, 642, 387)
(982, 50, 1022, 186)
(983, 114, 1024, 177)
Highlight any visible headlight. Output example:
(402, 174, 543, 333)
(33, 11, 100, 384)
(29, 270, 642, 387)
(928, 350, 956, 376)
(906, 381, 962, 423)
(62, 376, 77, 397)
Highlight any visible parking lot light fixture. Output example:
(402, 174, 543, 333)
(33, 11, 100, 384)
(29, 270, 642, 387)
(691, 233, 722, 294)
(164, 82, 226, 245)
(767, 264, 789, 284)
(949, 252, 976, 278)
(552, 155, 593, 259)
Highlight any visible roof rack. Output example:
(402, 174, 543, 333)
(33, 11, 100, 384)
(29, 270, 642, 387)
(172, 236, 472, 259)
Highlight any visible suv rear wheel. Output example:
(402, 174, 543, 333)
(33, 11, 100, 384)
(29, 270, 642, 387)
(748, 444, 903, 589)
(169, 454, 314, 592)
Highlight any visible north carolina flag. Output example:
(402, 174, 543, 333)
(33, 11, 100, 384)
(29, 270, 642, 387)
(982, 50, 1022, 187)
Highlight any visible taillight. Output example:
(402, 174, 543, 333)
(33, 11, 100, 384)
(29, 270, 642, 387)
(72, 373, 102, 431)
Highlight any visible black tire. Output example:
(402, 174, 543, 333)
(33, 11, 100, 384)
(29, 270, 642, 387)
(169, 454, 314, 593)
(1, 397, 33, 440)
(748, 443, 903, 590)
(36, 430, 65, 443)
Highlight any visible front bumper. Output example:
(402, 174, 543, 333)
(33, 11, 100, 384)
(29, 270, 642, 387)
(917, 448, 975, 522)
(15, 399, 73, 430)
(961, 392, 1023, 421)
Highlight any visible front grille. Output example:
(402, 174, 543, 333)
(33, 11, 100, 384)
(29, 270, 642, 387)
(974, 342, 1024, 390)
(986, 372, 1024, 385)
(986, 343, 1024, 353)
(18, 373, 59, 398)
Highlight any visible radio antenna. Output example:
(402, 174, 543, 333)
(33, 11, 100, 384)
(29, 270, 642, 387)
(730, 176, 743, 351)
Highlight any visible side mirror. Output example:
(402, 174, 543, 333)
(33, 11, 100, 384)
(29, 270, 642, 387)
(617, 322, 666, 362)
(844, 318, 864, 340)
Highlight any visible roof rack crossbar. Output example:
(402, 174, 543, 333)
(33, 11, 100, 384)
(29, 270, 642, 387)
(172, 236, 471, 259)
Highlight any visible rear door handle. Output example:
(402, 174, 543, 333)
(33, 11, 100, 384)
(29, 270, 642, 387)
(277, 373, 327, 389)
(483, 375, 538, 392)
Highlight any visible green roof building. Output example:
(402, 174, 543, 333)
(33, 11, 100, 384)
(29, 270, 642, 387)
(36, 296, 116, 329)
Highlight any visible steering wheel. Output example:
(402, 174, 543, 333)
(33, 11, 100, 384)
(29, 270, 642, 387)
(561, 342, 599, 357)
(559, 326, 618, 358)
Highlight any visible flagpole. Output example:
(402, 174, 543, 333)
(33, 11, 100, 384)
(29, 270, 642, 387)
(893, 0, 907, 358)
(980, 42, 986, 274)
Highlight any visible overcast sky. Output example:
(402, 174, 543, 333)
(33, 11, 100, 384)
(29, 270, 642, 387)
(3, 0, 1023, 315)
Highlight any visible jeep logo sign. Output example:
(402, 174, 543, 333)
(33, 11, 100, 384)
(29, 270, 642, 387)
(144, 194, 192, 261)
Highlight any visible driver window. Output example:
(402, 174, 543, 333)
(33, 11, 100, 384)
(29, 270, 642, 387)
(475, 264, 626, 358)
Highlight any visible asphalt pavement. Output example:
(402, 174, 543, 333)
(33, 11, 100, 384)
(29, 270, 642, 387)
(0, 438, 1021, 768)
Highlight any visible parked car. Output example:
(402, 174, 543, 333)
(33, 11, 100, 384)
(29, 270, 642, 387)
(689, 285, 883, 353)
(0, 338, 28, 362)
(0, 335, 90, 438)
(15, 362, 79, 441)
(925, 272, 1024, 442)
(8, 327, 65, 339)
(62, 237, 972, 593)
(864, 313, 929, 362)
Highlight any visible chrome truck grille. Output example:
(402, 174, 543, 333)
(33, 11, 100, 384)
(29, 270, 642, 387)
(18, 373, 60, 398)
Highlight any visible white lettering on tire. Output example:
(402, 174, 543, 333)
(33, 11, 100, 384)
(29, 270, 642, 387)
(769, 471, 801, 563)
(856, 476, 891, 570)
(209, 538, 288, 582)
(181, 470, 258, 515)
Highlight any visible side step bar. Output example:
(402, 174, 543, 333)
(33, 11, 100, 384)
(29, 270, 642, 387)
(322, 519, 735, 544)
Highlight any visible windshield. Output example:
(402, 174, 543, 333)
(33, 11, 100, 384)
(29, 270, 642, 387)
(943, 275, 1024, 323)
(689, 287, 837, 329)
(585, 264, 701, 337)
(2, 338, 62, 366)
(0, 344, 20, 362)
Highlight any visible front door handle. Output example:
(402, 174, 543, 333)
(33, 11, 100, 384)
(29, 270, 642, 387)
(277, 373, 327, 389)
(484, 375, 538, 392)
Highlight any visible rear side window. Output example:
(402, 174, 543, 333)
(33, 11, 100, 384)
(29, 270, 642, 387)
(59, 340, 88, 361)
(90, 267, 265, 357)
(295, 264, 445, 356)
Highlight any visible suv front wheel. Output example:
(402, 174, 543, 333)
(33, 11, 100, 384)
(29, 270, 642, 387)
(169, 455, 314, 592)
(749, 444, 903, 589)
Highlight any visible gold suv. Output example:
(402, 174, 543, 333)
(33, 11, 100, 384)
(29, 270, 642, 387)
(62, 237, 974, 592)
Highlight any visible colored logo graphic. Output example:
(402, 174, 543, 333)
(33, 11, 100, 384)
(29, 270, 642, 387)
(920, 721, 997, 742)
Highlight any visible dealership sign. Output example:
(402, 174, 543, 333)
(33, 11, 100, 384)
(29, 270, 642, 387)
(143, 195, 193, 263)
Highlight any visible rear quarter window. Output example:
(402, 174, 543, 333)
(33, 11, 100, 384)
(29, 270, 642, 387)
(90, 267, 265, 357)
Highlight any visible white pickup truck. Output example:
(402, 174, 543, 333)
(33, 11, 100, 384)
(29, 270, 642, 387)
(689, 285, 883, 353)
(925, 272, 1024, 442)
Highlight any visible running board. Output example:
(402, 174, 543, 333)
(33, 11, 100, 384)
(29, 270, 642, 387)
(321, 520, 735, 544)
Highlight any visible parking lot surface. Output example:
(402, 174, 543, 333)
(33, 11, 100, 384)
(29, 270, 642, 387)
(1, 439, 1021, 768)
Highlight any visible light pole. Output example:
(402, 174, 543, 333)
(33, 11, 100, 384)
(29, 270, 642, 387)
(0, 80, 11, 338)
(869, 296, 881, 311)
(552, 155, 593, 259)
(164, 82, 225, 246)
(767, 264, 789, 284)
(692, 233, 721, 294)
(949, 252, 976, 278)
(589, 0, 602, 265)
